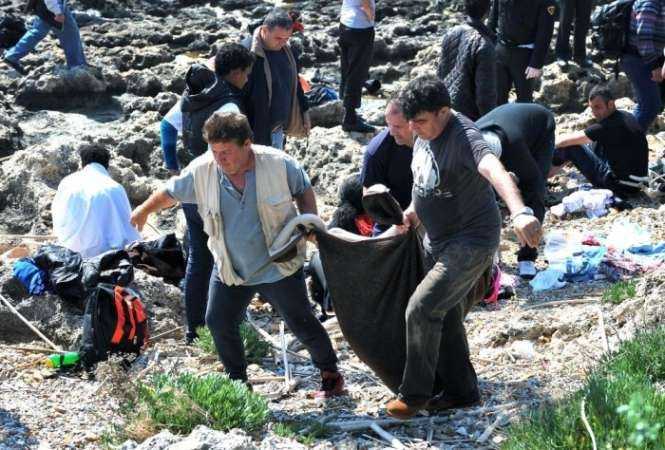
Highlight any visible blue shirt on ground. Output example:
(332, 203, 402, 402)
(165, 155, 311, 285)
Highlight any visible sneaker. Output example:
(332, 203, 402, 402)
(342, 117, 376, 133)
(2, 53, 27, 75)
(556, 58, 569, 68)
(518, 261, 537, 279)
(310, 370, 346, 399)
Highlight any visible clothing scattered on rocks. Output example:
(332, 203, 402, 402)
(550, 188, 615, 218)
(52, 163, 140, 259)
(12, 258, 47, 295)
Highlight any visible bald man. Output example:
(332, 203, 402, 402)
(360, 99, 415, 234)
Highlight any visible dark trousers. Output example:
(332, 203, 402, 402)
(339, 24, 375, 111)
(554, 143, 616, 185)
(620, 53, 665, 131)
(555, 0, 592, 61)
(496, 43, 535, 104)
(205, 268, 338, 381)
(399, 242, 496, 405)
(502, 133, 554, 261)
(182, 204, 214, 339)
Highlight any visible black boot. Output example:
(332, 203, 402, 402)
(342, 108, 375, 133)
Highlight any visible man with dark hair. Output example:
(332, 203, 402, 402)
(437, 0, 497, 120)
(360, 98, 414, 235)
(52, 144, 139, 258)
(555, 0, 593, 67)
(242, 8, 310, 149)
(620, 0, 665, 131)
(161, 43, 254, 344)
(131, 112, 344, 398)
(476, 103, 556, 278)
(386, 75, 541, 419)
(339, 0, 376, 133)
(551, 85, 649, 196)
(489, 0, 556, 104)
(2, 0, 86, 75)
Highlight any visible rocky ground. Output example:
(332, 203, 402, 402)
(1, 0, 665, 448)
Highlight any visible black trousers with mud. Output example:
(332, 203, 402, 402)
(399, 241, 496, 405)
(339, 24, 374, 111)
(496, 43, 536, 105)
(205, 267, 338, 381)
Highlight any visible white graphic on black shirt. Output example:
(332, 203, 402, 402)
(411, 139, 440, 197)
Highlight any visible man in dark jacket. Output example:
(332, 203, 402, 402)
(476, 103, 555, 279)
(178, 43, 255, 344)
(242, 8, 310, 149)
(437, 0, 496, 121)
(489, 0, 556, 104)
(2, 0, 85, 74)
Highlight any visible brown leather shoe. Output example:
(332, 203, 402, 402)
(385, 398, 426, 420)
(426, 394, 480, 412)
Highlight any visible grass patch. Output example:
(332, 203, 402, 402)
(273, 420, 330, 446)
(196, 323, 271, 364)
(503, 327, 665, 449)
(118, 372, 269, 441)
(602, 280, 637, 305)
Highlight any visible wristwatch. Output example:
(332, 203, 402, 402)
(511, 206, 534, 221)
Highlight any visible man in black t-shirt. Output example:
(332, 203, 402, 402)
(385, 76, 542, 420)
(360, 99, 414, 235)
(552, 85, 649, 196)
(476, 103, 556, 279)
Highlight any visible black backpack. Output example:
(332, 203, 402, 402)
(79, 284, 149, 368)
(0, 15, 26, 49)
(590, 0, 636, 60)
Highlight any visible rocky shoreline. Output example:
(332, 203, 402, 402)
(1, 0, 665, 448)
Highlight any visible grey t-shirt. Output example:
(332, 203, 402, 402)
(166, 156, 310, 285)
(411, 113, 501, 255)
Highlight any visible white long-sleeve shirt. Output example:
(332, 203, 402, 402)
(43, 0, 63, 15)
(52, 163, 140, 259)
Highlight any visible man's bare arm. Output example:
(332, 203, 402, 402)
(294, 187, 318, 215)
(477, 154, 542, 248)
(130, 190, 178, 231)
(555, 131, 592, 149)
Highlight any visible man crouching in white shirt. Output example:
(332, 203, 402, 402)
(51, 144, 140, 258)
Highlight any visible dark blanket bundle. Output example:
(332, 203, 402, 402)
(315, 229, 491, 394)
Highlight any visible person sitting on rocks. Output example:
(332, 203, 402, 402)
(551, 84, 649, 197)
(160, 43, 255, 344)
(385, 75, 541, 419)
(242, 8, 311, 149)
(131, 112, 345, 397)
(52, 144, 140, 259)
(437, 0, 497, 121)
(476, 103, 556, 279)
(338, 0, 377, 133)
(2, 0, 86, 75)
(360, 97, 414, 235)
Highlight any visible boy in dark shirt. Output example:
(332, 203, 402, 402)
(552, 85, 649, 196)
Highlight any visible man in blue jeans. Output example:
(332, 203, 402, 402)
(131, 112, 344, 398)
(551, 85, 649, 196)
(2, 0, 86, 75)
(620, 0, 665, 131)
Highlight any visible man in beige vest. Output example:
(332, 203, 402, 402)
(131, 112, 344, 398)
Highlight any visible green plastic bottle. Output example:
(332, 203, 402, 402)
(45, 352, 80, 368)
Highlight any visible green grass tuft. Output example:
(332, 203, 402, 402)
(602, 281, 637, 305)
(502, 327, 665, 450)
(272, 420, 330, 446)
(196, 323, 270, 364)
(115, 372, 269, 442)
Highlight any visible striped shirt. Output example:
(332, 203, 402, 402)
(628, 0, 665, 69)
